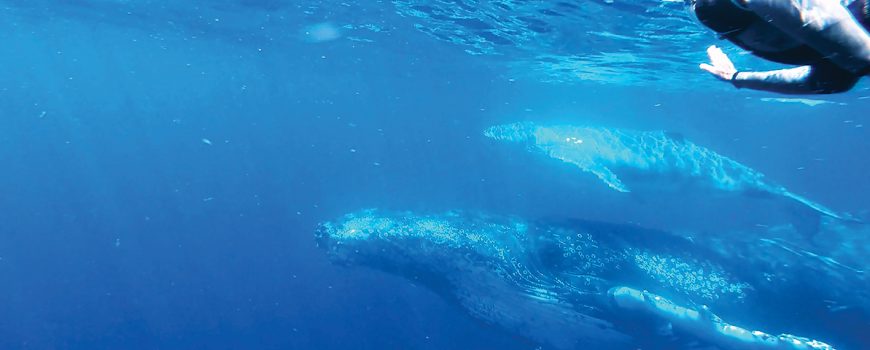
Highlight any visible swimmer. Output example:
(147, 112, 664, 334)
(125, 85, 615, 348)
(689, 0, 870, 94)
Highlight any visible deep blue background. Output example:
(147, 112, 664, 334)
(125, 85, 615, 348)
(0, 1, 868, 349)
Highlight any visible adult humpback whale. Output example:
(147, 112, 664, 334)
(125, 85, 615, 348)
(483, 122, 853, 237)
(317, 210, 864, 350)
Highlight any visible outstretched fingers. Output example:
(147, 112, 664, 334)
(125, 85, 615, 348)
(700, 45, 737, 81)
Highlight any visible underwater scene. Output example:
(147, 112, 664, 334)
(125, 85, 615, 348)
(0, 1, 868, 349)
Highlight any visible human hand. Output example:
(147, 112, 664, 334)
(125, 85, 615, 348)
(699, 45, 738, 81)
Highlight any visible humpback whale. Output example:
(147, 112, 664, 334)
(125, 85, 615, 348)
(483, 122, 854, 236)
(316, 210, 862, 350)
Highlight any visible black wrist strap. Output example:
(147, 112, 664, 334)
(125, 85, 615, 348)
(730, 71, 741, 88)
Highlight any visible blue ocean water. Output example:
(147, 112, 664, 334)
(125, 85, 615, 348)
(0, 1, 868, 349)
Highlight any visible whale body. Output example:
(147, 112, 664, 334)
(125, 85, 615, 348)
(316, 210, 864, 350)
(484, 122, 850, 236)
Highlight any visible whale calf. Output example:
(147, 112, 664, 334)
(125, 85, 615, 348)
(316, 209, 858, 349)
(483, 122, 853, 236)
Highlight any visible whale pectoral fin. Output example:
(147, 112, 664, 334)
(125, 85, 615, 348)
(590, 166, 630, 193)
(609, 287, 837, 350)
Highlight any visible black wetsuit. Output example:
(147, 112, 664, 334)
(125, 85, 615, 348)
(694, 0, 870, 94)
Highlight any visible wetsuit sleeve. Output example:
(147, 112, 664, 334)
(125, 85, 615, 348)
(743, 0, 870, 75)
(733, 61, 860, 94)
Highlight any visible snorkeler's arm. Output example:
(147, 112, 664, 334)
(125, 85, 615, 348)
(701, 46, 858, 94)
(743, 0, 870, 75)
(733, 63, 860, 94)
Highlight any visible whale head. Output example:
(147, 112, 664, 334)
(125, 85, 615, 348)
(483, 122, 540, 143)
(315, 209, 636, 349)
(315, 209, 530, 278)
(484, 122, 617, 158)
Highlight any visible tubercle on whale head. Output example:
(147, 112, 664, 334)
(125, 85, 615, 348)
(314, 209, 464, 269)
(314, 210, 389, 265)
(315, 222, 399, 269)
(313, 221, 335, 250)
(314, 221, 354, 265)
